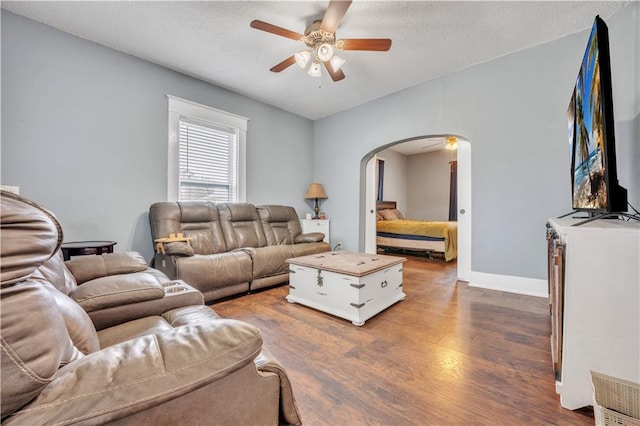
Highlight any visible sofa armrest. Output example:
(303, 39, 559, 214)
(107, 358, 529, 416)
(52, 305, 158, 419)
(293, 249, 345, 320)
(69, 271, 165, 313)
(88, 281, 204, 331)
(163, 241, 194, 256)
(255, 347, 303, 426)
(4, 319, 263, 425)
(294, 232, 325, 243)
(65, 252, 148, 284)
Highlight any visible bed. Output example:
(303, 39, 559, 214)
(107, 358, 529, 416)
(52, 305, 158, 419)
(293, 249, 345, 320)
(375, 201, 458, 261)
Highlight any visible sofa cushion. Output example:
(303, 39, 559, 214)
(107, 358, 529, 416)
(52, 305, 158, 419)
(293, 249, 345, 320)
(43, 283, 100, 355)
(0, 191, 62, 287)
(69, 272, 166, 313)
(218, 203, 268, 250)
(1, 281, 81, 418)
(149, 202, 228, 254)
(257, 205, 303, 246)
(288, 242, 332, 258)
(162, 304, 221, 327)
(65, 252, 147, 285)
(183, 224, 227, 254)
(175, 251, 253, 292)
(97, 316, 174, 348)
(35, 250, 78, 295)
(179, 202, 227, 254)
(242, 246, 293, 279)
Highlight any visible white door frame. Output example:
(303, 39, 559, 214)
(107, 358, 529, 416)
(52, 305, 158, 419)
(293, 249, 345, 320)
(364, 154, 378, 254)
(361, 136, 471, 282)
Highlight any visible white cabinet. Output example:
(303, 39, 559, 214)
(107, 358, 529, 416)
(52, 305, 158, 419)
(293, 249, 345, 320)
(299, 219, 330, 243)
(546, 217, 640, 410)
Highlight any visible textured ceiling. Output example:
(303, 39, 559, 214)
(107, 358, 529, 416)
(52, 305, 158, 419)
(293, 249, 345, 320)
(2, 1, 630, 121)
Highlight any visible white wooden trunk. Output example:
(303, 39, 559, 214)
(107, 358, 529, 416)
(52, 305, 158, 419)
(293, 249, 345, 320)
(287, 262, 405, 326)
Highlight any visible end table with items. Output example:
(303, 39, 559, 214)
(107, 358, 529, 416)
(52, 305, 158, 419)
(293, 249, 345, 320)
(61, 240, 117, 261)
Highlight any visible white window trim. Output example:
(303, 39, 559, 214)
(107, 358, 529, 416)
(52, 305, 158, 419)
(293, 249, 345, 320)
(167, 95, 248, 202)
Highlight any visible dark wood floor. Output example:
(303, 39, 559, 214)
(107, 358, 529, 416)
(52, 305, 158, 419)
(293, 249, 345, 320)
(212, 254, 594, 425)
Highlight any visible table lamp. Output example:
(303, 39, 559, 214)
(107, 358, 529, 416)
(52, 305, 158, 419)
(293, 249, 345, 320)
(304, 183, 328, 219)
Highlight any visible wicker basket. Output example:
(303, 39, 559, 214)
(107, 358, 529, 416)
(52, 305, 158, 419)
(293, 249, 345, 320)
(591, 371, 640, 426)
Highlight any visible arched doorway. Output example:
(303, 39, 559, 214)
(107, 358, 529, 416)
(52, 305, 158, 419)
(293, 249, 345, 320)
(359, 135, 471, 282)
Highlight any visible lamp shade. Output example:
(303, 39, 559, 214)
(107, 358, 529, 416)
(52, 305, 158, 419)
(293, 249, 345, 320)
(308, 61, 322, 78)
(295, 50, 311, 68)
(329, 55, 345, 72)
(317, 43, 334, 62)
(304, 183, 328, 200)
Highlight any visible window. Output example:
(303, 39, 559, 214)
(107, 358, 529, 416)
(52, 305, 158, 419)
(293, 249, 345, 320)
(179, 118, 236, 202)
(167, 95, 248, 202)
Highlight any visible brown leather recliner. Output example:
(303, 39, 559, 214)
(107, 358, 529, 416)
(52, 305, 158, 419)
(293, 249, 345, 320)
(149, 202, 330, 302)
(0, 191, 302, 425)
(37, 248, 205, 331)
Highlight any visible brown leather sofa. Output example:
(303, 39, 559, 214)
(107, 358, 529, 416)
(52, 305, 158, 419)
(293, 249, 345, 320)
(0, 191, 302, 425)
(149, 202, 330, 302)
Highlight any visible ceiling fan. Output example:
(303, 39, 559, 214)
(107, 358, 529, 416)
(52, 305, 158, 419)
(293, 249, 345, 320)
(250, 0, 391, 82)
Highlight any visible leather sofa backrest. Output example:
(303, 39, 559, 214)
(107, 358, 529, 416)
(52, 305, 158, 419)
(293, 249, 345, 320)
(40, 281, 101, 355)
(218, 203, 268, 250)
(64, 251, 148, 284)
(2, 281, 83, 419)
(257, 205, 303, 245)
(149, 202, 227, 254)
(30, 255, 101, 356)
(35, 250, 78, 295)
(1, 192, 83, 419)
(0, 191, 62, 286)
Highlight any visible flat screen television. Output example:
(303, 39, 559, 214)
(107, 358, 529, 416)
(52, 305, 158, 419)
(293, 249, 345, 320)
(569, 16, 627, 215)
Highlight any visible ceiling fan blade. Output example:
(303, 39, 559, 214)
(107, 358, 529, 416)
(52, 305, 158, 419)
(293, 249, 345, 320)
(340, 38, 392, 51)
(250, 20, 303, 41)
(323, 61, 346, 82)
(270, 56, 297, 73)
(320, 0, 352, 33)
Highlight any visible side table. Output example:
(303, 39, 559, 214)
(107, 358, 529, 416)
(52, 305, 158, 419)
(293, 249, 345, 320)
(61, 241, 117, 261)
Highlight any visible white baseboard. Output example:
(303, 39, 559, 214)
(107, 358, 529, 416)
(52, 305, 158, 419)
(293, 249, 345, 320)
(468, 271, 548, 298)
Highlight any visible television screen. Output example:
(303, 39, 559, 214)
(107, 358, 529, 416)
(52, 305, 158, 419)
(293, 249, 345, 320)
(570, 16, 626, 212)
(567, 90, 576, 192)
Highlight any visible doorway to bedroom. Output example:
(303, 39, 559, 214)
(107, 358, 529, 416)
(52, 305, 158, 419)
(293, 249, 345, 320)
(361, 135, 471, 282)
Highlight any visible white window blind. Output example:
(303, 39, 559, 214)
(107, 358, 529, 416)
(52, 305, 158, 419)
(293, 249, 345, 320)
(178, 118, 237, 202)
(167, 95, 248, 203)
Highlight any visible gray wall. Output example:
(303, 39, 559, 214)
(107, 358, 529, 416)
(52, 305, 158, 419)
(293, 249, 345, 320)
(377, 147, 453, 221)
(377, 148, 407, 213)
(2, 5, 637, 284)
(314, 4, 639, 281)
(1, 11, 314, 262)
(406, 150, 453, 221)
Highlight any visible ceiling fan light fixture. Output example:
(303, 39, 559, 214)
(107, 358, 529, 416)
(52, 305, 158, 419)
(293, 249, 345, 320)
(317, 43, 334, 62)
(445, 136, 458, 151)
(251, 1, 392, 82)
(308, 60, 322, 77)
(329, 55, 345, 72)
(295, 50, 311, 68)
